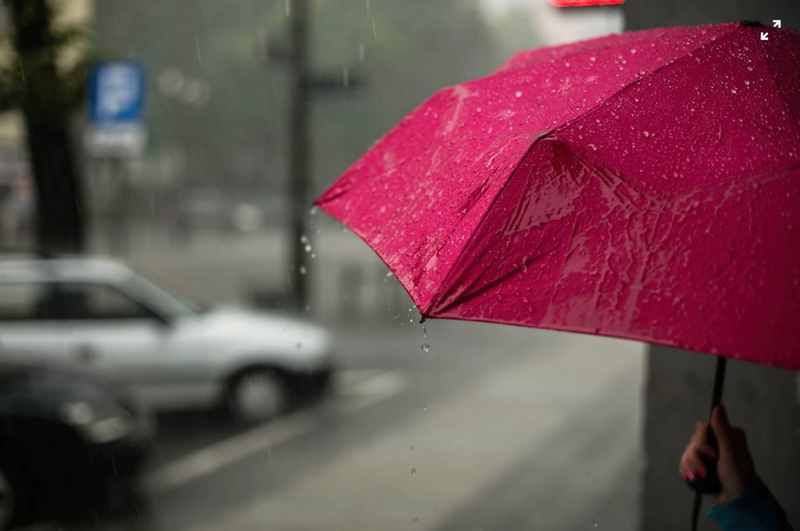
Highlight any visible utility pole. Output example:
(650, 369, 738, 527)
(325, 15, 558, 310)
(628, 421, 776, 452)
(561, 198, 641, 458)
(6, 0, 86, 254)
(268, 0, 364, 311)
(288, 0, 311, 311)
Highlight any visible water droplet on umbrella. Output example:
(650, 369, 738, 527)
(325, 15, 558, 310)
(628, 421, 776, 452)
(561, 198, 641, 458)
(515, 91, 523, 98)
(643, 130, 650, 138)
(731, 88, 738, 94)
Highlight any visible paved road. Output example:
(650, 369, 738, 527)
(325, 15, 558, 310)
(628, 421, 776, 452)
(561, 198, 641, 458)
(40, 320, 646, 531)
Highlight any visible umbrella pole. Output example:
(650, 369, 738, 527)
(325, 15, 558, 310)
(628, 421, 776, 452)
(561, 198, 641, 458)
(690, 356, 728, 531)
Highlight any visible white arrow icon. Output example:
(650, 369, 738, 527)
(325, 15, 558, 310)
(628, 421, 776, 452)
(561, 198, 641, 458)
(761, 32, 769, 41)
(773, 19, 782, 28)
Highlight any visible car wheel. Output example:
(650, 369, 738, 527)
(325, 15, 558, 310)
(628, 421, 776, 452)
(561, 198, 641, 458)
(226, 369, 289, 424)
(0, 460, 25, 531)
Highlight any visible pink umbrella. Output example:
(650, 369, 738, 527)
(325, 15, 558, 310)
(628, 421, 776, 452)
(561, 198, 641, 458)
(317, 21, 800, 370)
(315, 21, 800, 523)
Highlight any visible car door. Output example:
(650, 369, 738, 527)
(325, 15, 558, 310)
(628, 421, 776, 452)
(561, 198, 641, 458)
(0, 281, 75, 361)
(54, 281, 217, 410)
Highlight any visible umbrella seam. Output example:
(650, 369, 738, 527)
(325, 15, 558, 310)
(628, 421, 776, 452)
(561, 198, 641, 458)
(548, 24, 743, 138)
(496, 23, 729, 76)
(427, 26, 745, 316)
(423, 131, 553, 316)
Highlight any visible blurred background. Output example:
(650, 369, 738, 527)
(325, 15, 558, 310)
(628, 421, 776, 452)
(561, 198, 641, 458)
(0, 1, 797, 530)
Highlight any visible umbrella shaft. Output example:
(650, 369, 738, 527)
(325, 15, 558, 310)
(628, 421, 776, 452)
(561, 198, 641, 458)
(691, 356, 728, 531)
(710, 357, 728, 412)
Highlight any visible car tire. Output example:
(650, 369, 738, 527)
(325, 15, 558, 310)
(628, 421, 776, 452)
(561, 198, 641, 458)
(225, 368, 289, 424)
(0, 455, 29, 531)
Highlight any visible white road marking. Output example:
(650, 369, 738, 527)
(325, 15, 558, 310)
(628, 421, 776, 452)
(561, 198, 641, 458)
(144, 370, 407, 492)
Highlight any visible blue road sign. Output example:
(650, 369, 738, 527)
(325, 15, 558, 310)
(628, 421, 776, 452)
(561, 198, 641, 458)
(89, 61, 145, 124)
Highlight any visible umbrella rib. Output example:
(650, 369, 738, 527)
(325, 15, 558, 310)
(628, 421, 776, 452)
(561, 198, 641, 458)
(423, 131, 553, 316)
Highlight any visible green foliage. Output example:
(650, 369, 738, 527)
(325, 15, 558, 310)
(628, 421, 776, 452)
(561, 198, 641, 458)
(0, 2, 94, 116)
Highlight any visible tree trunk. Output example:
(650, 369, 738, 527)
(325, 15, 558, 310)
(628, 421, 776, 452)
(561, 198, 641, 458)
(6, 0, 86, 254)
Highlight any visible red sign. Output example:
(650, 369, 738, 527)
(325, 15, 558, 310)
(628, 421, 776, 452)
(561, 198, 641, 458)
(550, 0, 624, 6)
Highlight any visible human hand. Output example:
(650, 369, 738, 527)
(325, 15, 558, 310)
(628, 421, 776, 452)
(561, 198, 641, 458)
(680, 404, 757, 504)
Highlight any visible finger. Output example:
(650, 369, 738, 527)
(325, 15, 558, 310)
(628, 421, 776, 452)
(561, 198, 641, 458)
(690, 420, 709, 445)
(710, 404, 734, 456)
(695, 444, 717, 460)
(682, 455, 707, 479)
(731, 427, 753, 461)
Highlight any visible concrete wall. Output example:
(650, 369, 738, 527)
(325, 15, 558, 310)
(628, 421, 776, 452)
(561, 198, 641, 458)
(623, 1, 800, 529)
(624, 0, 800, 31)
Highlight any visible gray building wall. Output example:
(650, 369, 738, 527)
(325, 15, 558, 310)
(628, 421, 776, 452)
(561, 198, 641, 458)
(623, 1, 800, 529)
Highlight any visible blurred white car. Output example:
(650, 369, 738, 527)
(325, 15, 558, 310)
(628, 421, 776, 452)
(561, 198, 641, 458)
(0, 257, 334, 423)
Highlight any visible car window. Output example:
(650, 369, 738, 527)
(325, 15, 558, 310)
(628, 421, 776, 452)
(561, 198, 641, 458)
(37, 283, 155, 321)
(0, 282, 43, 321)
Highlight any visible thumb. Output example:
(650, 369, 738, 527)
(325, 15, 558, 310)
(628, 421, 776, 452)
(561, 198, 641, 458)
(710, 404, 733, 456)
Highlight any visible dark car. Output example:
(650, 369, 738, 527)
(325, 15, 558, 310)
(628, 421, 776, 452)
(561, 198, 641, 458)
(0, 355, 153, 530)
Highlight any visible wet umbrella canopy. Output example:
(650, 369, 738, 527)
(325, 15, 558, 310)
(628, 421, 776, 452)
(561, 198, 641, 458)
(316, 22, 800, 370)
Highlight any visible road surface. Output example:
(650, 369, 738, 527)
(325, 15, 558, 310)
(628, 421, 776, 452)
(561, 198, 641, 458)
(40, 319, 646, 531)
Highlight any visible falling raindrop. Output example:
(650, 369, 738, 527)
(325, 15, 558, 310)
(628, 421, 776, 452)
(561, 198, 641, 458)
(299, 265, 307, 275)
(386, 271, 394, 278)
(410, 467, 416, 475)
(421, 343, 431, 353)
(309, 206, 318, 216)
(593, 521, 599, 528)
(358, 42, 366, 62)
